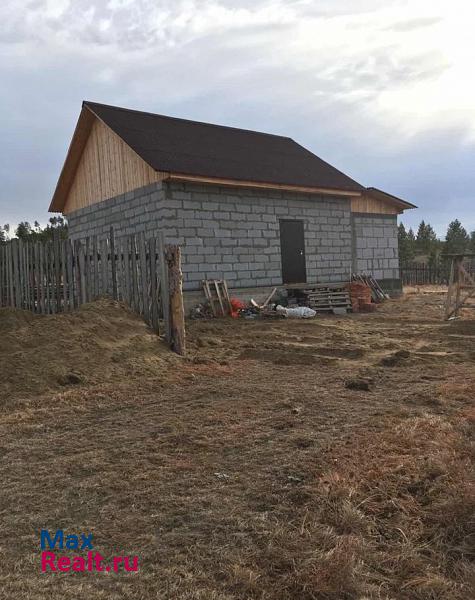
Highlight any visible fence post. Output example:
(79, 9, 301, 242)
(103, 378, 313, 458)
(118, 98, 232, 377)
(165, 244, 185, 356)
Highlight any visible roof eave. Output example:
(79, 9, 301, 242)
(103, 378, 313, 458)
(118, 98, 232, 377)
(165, 172, 363, 197)
(366, 187, 417, 211)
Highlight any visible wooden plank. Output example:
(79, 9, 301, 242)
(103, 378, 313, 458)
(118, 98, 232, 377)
(168, 173, 361, 198)
(148, 236, 159, 334)
(38, 242, 45, 313)
(0, 246, 4, 307)
(157, 231, 170, 341)
(23, 242, 29, 310)
(73, 239, 80, 309)
(100, 238, 108, 296)
(12, 240, 21, 308)
(66, 240, 74, 310)
(18, 240, 24, 308)
(261, 287, 277, 309)
(77, 240, 87, 306)
(92, 236, 99, 300)
(123, 235, 132, 306)
(20, 241, 26, 309)
(85, 237, 91, 303)
(28, 243, 34, 311)
(214, 280, 225, 316)
(54, 232, 62, 312)
(203, 280, 216, 316)
(115, 236, 123, 301)
(61, 239, 67, 312)
(33, 242, 38, 312)
(44, 242, 51, 314)
(1, 245, 6, 307)
(6, 243, 12, 307)
(130, 235, 139, 313)
(110, 227, 118, 301)
(139, 233, 150, 323)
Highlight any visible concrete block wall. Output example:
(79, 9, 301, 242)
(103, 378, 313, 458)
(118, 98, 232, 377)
(66, 180, 361, 292)
(351, 213, 400, 283)
(66, 182, 164, 241)
(163, 182, 353, 290)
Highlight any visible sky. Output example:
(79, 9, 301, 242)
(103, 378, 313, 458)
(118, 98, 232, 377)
(1, 0, 474, 237)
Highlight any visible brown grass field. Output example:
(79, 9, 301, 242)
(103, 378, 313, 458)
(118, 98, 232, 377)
(0, 291, 474, 599)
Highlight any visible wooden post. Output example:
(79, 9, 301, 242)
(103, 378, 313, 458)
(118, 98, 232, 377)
(165, 244, 185, 355)
(444, 253, 475, 319)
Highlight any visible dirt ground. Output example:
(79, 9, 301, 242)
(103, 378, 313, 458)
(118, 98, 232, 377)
(0, 291, 473, 599)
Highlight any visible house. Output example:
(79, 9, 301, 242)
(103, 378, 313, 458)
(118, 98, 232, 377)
(49, 101, 415, 298)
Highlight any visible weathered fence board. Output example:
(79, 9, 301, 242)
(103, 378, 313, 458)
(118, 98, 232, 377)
(400, 262, 475, 286)
(0, 231, 177, 346)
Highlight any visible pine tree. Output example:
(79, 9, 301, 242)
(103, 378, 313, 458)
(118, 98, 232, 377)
(398, 222, 415, 263)
(15, 222, 33, 241)
(445, 219, 469, 254)
(469, 231, 475, 253)
(416, 220, 437, 255)
(0, 225, 8, 245)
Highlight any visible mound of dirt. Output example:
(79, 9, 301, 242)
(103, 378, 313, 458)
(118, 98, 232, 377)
(0, 299, 179, 402)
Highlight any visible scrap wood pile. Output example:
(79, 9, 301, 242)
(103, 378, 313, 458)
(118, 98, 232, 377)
(191, 281, 284, 320)
(192, 275, 389, 320)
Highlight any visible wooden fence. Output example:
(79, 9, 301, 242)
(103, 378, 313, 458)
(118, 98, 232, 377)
(0, 228, 185, 351)
(400, 263, 450, 286)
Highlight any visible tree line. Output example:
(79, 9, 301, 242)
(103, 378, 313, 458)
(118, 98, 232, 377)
(398, 219, 475, 265)
(0, 217, 68, 244)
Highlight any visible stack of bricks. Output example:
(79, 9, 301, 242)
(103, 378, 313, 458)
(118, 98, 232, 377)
(347, 281, 372, 312)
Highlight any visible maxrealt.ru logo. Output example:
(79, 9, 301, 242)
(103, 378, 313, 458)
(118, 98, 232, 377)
(40, 530, 139, 573)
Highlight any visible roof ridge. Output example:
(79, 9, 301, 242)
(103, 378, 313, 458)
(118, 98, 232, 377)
(83, 100, 293, 142)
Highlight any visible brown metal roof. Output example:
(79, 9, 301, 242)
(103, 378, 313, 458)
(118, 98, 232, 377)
(83, 101, 365, 193)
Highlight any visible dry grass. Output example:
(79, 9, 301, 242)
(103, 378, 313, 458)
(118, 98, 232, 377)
(0, 293, 473, 599)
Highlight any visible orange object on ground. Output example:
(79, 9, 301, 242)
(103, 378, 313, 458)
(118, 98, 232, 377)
(230, 298, 246, 311)
(347, 282, 373, 313)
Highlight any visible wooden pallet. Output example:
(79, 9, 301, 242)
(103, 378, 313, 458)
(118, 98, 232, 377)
(202, 279, 232, 317)
(301, 284, 351, 312)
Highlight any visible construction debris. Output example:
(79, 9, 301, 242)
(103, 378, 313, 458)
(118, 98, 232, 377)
(276, 305, 316, 319)
(202, 279, 232, 316)
(195, 276, 389, 321)
(347, 281, 372, 313)
(351, 273, 389, 302)
(288, 283, 352, 314)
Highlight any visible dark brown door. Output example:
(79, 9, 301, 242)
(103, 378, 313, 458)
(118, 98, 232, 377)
(279, 219, 307, 284)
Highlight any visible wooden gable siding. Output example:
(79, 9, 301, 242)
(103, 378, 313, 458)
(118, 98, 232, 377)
(351, 193, 399, 215)
(63, 118, 167, 215)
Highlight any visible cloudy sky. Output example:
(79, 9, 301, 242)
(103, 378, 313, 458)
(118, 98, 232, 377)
(1, 0, 474, 236)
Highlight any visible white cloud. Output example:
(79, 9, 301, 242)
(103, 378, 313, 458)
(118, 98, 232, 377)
(0, 0, 474, 233)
